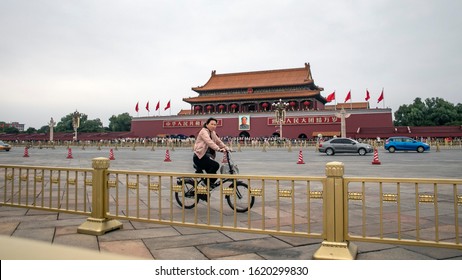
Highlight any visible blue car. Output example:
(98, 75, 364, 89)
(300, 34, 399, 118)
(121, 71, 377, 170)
(384, 137, 430, 153)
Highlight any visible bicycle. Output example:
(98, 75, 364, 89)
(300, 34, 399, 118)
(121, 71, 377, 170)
(175, 151, 255, 212)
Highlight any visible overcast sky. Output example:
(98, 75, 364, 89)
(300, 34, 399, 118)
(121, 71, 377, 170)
(1, 0, 461, 129)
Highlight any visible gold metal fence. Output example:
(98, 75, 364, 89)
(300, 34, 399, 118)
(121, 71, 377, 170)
(103, 170, 325, 240)
(1, 165, 92, 215)
(344, 177, 462, 249)
(1, 158, 461, 259)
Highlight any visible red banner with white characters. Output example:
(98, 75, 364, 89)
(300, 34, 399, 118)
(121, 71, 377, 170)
(163, 119, 223, 128)
(267, 116, 340, 125)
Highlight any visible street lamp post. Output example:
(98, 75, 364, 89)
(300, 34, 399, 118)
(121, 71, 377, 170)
(272, 99, 289, 138)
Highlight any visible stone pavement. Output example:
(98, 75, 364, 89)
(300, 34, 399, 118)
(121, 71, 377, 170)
(1, 146, 462, 260)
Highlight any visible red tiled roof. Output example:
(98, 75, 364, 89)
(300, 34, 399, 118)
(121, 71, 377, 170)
(192, 63, 316, 91)
(183, 89, 321, 103)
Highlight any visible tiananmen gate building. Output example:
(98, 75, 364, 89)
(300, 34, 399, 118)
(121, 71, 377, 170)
(130, 63, 461, 140)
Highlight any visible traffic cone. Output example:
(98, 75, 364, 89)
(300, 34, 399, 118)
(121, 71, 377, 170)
(109, 148, 115, 160)
(164, 149, 172, 162)
(372, 148, 381, 165)
(23, 147, 29, 157)
(297, 150, 305, 164)
(66, 148, 73, 159)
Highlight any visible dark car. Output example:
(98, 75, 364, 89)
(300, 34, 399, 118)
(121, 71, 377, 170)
(0, 140, 11, 151)
(318, 137, 373, 155)
(384, 137, 430, 153)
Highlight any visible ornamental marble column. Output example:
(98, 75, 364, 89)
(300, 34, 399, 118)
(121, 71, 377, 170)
(48, 117, 56, 142)
(335, 108, 351, 138)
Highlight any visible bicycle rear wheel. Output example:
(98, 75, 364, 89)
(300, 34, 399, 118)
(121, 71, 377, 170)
(175, 178, 198, 209)
(225, 181, 255, 212)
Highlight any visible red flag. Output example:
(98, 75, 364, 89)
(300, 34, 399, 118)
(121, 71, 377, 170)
(146, 101, 150, 112)
(365, 90, 370, 101)
(326, 92, 335, 102)
(164, 100, 171, 110)
(377, 89, 384, 103)
(135, 102, 139, 112)
(344, 91, 351, 103)
(155, 101, 160, 111)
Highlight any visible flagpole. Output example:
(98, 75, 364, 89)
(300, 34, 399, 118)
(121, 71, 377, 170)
(350, 89, 352, 110)
(382, 87, 385, 109)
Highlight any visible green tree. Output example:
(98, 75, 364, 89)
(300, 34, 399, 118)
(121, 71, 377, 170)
(79, 118, 104, 132)
(25, 127, 37, 134)
(394, 97, 462, 126)
(425, 97, 458, 126)
(37, 125, 49, 133)
(108, 113, 132, 131)
(55, 113, 80, 132)
(3, 126, 19, 133)
(455, 103, 462, 124)
(55, 112, 104, 133)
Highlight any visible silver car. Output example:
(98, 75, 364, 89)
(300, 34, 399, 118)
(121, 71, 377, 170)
(0, 140, 11, 152)
(318, 137, 373, 156)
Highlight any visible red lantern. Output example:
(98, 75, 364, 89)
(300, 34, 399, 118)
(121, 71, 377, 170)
(194, 106, 201, 111)
(218, 104, 224, 109)
(231, 104, 237, 109)
(303, 101, 310, 106)
(289, 101, 296, 106)
(262, 103, 268, 108)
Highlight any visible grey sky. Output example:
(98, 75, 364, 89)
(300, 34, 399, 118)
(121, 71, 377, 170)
(1, 0, 461, 129)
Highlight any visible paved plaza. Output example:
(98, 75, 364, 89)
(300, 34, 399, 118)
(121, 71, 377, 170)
(1, 145, 462, 259)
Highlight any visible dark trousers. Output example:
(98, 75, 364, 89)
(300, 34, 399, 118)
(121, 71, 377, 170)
(193, 154, 220, 186)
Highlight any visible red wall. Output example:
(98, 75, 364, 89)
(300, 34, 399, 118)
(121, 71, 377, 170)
(131, 109, 393, 139)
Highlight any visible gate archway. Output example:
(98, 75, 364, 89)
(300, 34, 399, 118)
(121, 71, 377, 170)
(239, 131, 250, 138)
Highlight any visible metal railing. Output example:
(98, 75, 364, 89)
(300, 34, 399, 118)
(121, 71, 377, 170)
(103, 170, 325, 240)
(1, 158, 461, 259)
(1, 165, 92, 215)
(345, 177, 461, 249)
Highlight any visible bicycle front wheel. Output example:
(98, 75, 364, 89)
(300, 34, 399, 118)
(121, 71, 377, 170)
(175, 179, 198, 209)
(225, 181, 255, 212)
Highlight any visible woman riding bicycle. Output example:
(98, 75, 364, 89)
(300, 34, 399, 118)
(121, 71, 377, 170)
(174, 117, 253, 210)
(193, 117, 230, 187)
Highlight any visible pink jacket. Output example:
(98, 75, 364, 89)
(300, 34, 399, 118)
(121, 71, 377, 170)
(194, 128, 227, 159)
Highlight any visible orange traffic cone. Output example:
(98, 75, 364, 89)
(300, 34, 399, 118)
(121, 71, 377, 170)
(66, 148, 73, 159)
(372, 148, 381, 165)
(297, 150, 305, 164)
(109, 148, 115, 160)
(23, 147, 29, 157)
(164, 149, 172, 162)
